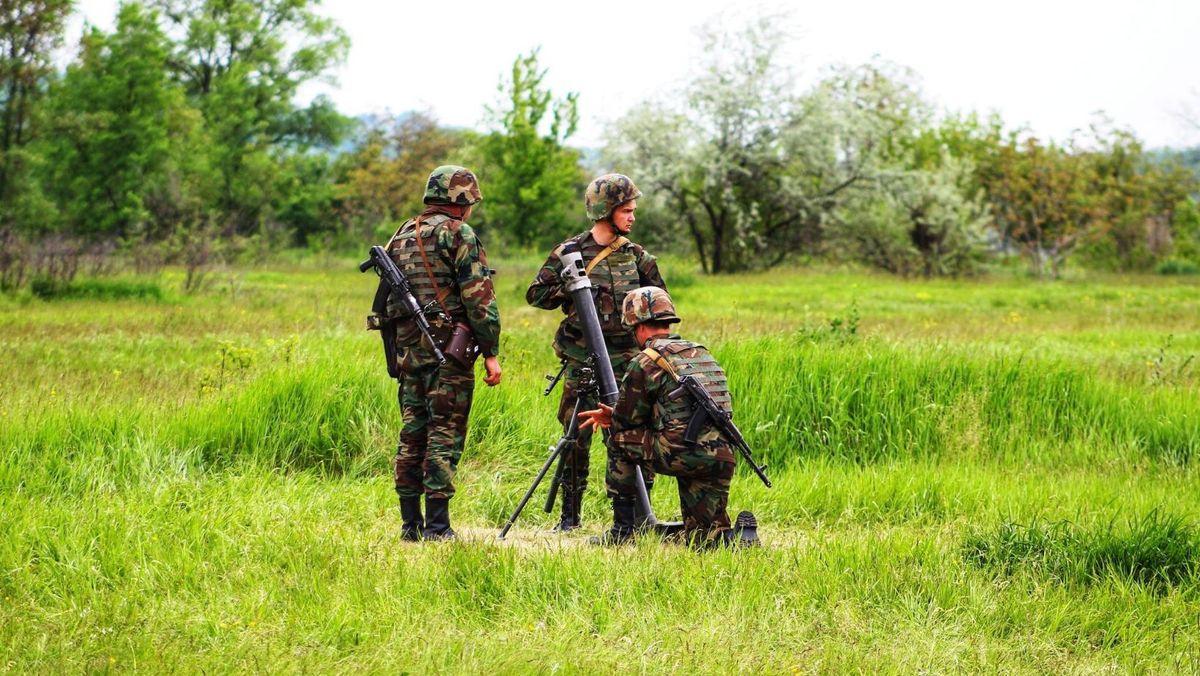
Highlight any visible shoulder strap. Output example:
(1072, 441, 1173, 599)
(585, 235, 630, 274)
(384, 219, 411, 254)
(412, 216, 452, 314)
(641, 346, 680, 381)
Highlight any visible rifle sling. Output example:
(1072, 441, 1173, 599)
(585, 236, 630, 275)
(412, 216, 452, 316)
(640, 346, 679, 380)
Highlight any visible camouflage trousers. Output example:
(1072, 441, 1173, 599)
(555, 351, 654, 493)
(393, 360, 475, 499)
(608, 434, 734, 542)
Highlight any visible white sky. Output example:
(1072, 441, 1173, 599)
(72, 0, 1200, 149)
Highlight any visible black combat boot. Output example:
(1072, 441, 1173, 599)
(553, 489, 583, 532)
(589, 497, 637, 546)
(399, 496, 423, 542)
(691, 512, 761, 551)
(733, 510, 760, 547)
(422, 497, 456, 541)
(631, 480, 654, 529)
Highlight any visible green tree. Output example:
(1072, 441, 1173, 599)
(605, 17, 803, 273)
(332, 111, 465, 245)
(837, 110, 999, 277)
(150, 0, 349, 233)
(0, 0, 72, 230)
(1077, 123, 1198, 270)
(478, 48, 583, 247)
(1173, 197, 1200, 263)
(606, 22, 973, 275)
(39, 2, 210, 240)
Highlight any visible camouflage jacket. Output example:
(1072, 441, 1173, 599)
(525, 231, 666, 360)
(610, 335, 736, 464)
(386, 205, 500, 368)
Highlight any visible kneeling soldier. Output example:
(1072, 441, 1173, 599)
(578, 287, 758, 548)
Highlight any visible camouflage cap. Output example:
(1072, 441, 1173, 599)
(424, 165, 482, 206)
(622, 286, 681, 327)
(585, 173, 642, 221)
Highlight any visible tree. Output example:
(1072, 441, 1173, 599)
(478, 48, 583, 247)
(606, 21, 946, 274)
(977, 137, 1098, 278)
(149, 0, 349, 233)
(606, 17, 802, 273)
(332, 111, 465, 245)
(0, 0, 71, 230)
(1078, 123, 1199, 270)
(39, 2, 210, 241)
(834, 155, 989, 277)
(837, 111, 999, 277)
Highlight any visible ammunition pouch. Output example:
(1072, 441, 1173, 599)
(442, 321, 478, 368)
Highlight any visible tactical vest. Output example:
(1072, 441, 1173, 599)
(561, 235, 642, 338)
(644, 338, 733, 431)
(385, 214, 465, 322)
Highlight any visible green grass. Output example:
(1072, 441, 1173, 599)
(2, 255, 1199, 672)
(963, 510, 1200, 590)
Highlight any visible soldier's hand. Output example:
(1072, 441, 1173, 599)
(483, 356, 502, 386)
(577, 403, 613, 430)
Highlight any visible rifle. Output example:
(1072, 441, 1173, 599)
(543, 359, 568, 396)
(668, 375, 773, 488)
(359, 244, 447, 369)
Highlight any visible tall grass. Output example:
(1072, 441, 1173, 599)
(721, 335, 1199, 467)
(963, 511, 1200, 590)
(5, 334, 1194, 500)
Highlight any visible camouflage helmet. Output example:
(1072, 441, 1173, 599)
(424, 165, 482, 206)
(622, 286, 681, 327)
(585, 173, 642, 221)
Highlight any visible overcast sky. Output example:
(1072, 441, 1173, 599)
(72, 0, 1200, 149)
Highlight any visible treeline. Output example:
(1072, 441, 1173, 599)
(606, 19, 1200, 276)
(1, 0, 354, 290)
(2, 5, 1198, 291)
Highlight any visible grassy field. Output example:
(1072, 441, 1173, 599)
(2, 254, 1199, 673)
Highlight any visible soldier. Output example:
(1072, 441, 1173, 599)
(578, 287, 758, 548)
(526, 174, 668, 531)
(388, 165, 502, 541)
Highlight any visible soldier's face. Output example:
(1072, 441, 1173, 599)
(611, 200, 637, 233)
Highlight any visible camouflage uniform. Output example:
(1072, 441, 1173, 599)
(608, 337, 736, 544)
(591, 286, 752, 548)
(385, 166, 499, 539)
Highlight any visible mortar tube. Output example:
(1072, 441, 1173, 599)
(558, 243, 656, 524)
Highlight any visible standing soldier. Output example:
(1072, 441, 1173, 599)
(386, 165, 502, 541)
(578, 287, 759, 548)
(526, 174, 667, 531)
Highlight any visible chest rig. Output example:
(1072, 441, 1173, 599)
(643, 338, 733, 431)
(386, 214, 464, 322)
(572, 235, 641, 337)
